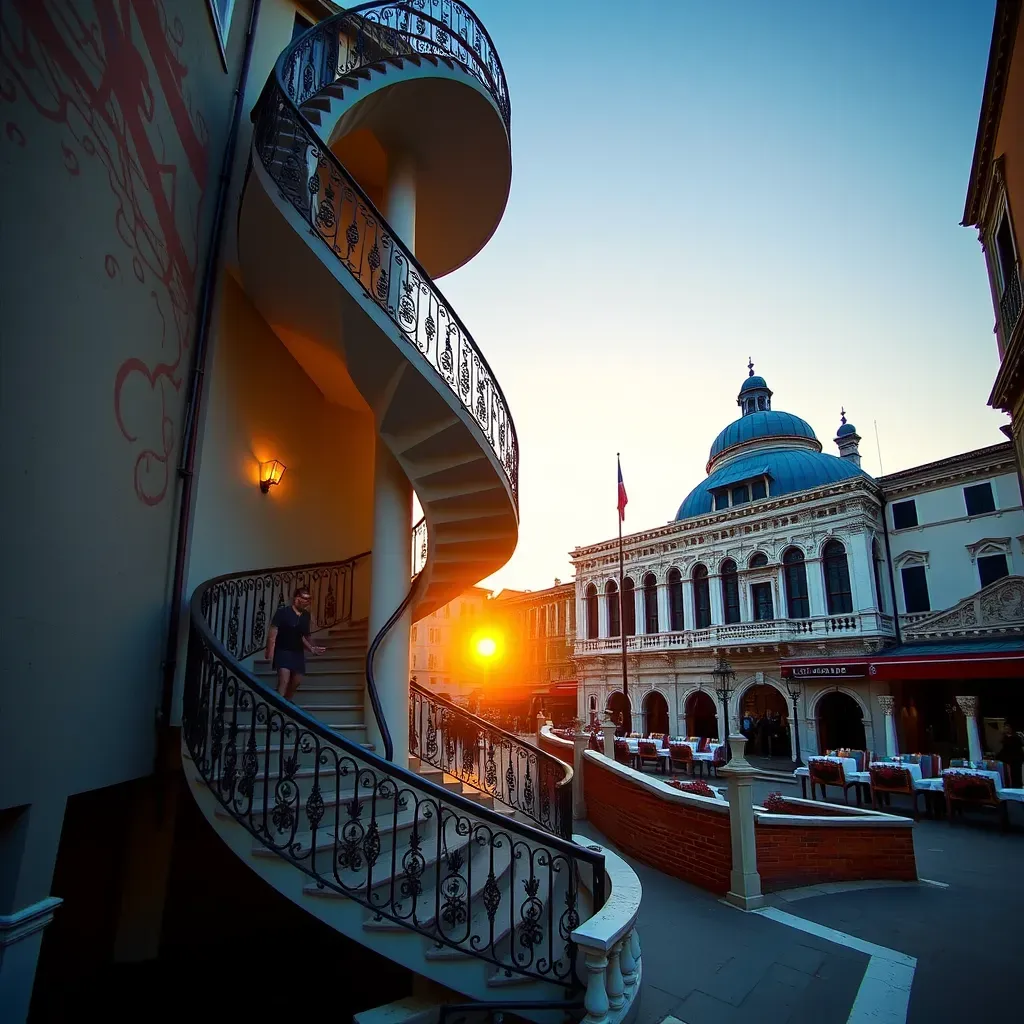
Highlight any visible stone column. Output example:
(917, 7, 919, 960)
(849, 532, 876, 613)
(806, 557, 827, 617)
(573, 734, 590, 819)
(598, 591, 610, 638)
(709, 575, 724, 625)
(634, 586, 645, 636)
(656, 583, 671, 633)
(719, 733, 765, 911)
(682, 579, 696, 631)
(601, 720, 617, 759)
(956, 695, 983, 762)
(367, 441, 412, 764)
(877, 695, 898, 757)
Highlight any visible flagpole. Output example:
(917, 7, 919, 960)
(617, 455, 628, 724)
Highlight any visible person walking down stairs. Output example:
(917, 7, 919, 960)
(265, 586, 325, 700)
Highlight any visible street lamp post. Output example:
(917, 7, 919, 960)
(785, 678, 804, 767)
(711, 654, 737, 760)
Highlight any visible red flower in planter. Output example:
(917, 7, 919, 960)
(944, 773, 995, 802)
(870, 765, 909, 787)
(809, 760, 842, 785)
(763, 792, 787, 812)
(669, 779, 715, 798)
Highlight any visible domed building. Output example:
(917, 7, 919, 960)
(570, 364, 897, 762)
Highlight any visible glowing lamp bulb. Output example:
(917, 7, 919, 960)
(476, 636, 497, 658)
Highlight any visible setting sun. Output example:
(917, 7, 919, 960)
(475, 635, 498, 659)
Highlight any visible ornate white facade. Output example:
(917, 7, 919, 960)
(569, 367, 1024, 761)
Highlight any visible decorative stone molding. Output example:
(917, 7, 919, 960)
(893, 549, 929, 569)
(0, 896, 63, 949)
(956, 695, 978, 717)
(902, 574, 1024, 639)
(877, 695, 895, 716)
(965, 537, 1012, 563)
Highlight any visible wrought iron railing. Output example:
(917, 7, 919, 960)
(251, 2, 518, 504)
(185, 560, 605, 989)
(999, 264, 1022, 339)
(410, 682, 574, 839)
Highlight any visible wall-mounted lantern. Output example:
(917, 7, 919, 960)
(259, 459, 286, 494)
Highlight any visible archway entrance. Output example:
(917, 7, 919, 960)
(816, 691, 866, 752)
(739, 684, 791, 758)
(606, 691, 632, 735)
(642, 691, 670, 736)
(684, 690, 719, 739)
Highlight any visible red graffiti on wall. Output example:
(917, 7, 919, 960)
(0, 0, 211, 505)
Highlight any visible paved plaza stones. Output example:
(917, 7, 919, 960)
(579, 776, 1024, 1024)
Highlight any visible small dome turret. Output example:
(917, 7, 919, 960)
(834, 408, 862, 467)
(737, 358, 773, 416)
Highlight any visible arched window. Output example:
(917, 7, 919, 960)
(693, 564, 711, 629)
(643, 573, 659, 633)
(872, 539, 885, 611)
(749, 551, 769, 568)
(585, 584, 598, 639)
(605, 581, 620, 637)
(529, 608, 537, 638)
(721, 559, 741, 624)
(783, 547, 810, 618)
(622, 577, 636, 635)
(668, 568, 684, 631)
(823, 540, 853, 614)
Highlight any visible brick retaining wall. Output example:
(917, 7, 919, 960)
(583, 754, 732, 894)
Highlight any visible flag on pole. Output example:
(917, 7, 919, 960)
(617, 455, 628, 521)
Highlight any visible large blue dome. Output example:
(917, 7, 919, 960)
(675, 448, 870, 521)
(709, 410, 819, 462)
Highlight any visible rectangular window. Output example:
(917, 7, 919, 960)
(995, 212, 1017, 293)
(901, 565, 930, 614)
(292, 12, 313, 41)
(751, 479, 767, 500)
(978, 553, 1009, 589)
(207, 0, 236, 60)
(891, 499, 918, 530)
(714, 491, 729, 511)
(732, 485, 750, 506)
(751, 582, 774, 621)
(963, 482, 995, 517)
(411, 626, 417, 642)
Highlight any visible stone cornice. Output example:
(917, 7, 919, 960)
(963, 0, 1021, 227)
(0, 896, 62, 948)
(570, 479, 880, 564)
(878, 442, 1016, 497)
(989, 312, 1024, 411)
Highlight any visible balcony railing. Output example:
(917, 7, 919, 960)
(574, 612, 895, 655)
(1000, 265, 1023, 339)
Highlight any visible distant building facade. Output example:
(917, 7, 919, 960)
(410, 586, 492, 702)
(964, 0, 1024, 476)
(571, 366, 1024, 764)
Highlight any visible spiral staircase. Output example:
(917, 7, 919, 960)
(182, 5, 641, 1023)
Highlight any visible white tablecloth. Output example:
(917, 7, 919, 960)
(942, 767, 1004, 790)
(808, 756, 858, 778)
(870, 760, 923, 782)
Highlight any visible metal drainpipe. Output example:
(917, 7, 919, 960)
(879, 495, 902, 647)
(156, 0, 263, 763)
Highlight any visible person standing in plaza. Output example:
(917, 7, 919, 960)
(265, 586, 326, 701)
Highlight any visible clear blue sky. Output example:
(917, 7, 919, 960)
(434, 0, 1002, 592)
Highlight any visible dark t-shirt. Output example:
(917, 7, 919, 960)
(272, 605, 310, 652)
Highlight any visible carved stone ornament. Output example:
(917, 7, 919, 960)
(903, 575, 1024, 639)
(956, 695, 978, 717)
(876, 694, 895, 716)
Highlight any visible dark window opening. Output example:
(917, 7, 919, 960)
(995, 213, 1017, 292)
(751, 479, 767, 500)
(901, 565, 930, 614)
(964, 482, 995, 517)
(585, 585, 598, 640)
(668, 569, 684, 631)
(823, 540, 853, 615)
(891, 500, 918, 530)
(643, 573, 659, 633)
(732, 485, 749, 506)
(622, 577, 636, 636)
(721, 560, 741, 624)
(292, 12, 313, 40)
(751, 582, 774, 621)
(783, 548, 809, 618)
(978, 553, 1010, 589)
(714, 491, 729, 511)
(606, 582, 620, 637)
(749, 551, 768, 568)
(693, 565, 711, 629)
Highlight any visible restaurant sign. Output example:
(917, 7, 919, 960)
(787, 664, 866, 679)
